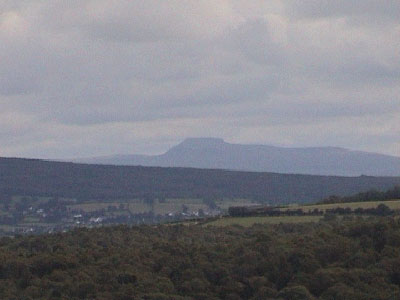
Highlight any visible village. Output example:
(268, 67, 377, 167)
(0, 196, 223, 236)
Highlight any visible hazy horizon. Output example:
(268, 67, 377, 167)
(71, 137, 400, 160)
(3, 137, 400, 161)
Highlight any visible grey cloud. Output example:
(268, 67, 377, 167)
(221, 18, 285, 65)
(0, 1, 399, 158)
(286, 0, 400, 22)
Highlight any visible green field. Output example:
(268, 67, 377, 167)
(206, 199, 400, 227)
(206, 215, 322, 227)
(67, 199, 208, 215)
(65, 198, 257, 215)
(216, 198, 257, 210)
(0, 225, 17, 233)
(67, 202, 123, 212)
(285, 199, 400, 212)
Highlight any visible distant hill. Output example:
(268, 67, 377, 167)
(73, 138, 400, 176)
(1, 157, 400, 204)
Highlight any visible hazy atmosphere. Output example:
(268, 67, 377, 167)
(2, 3, 400, 298)
(1, 1, 399, 159)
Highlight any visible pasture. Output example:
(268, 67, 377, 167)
(287, 199, 400, 212)
(207, 199, 400, 227)
(206, 215, 322, 227)
(66, 197, 257, 215)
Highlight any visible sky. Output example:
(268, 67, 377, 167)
(1, 0, 399, 159)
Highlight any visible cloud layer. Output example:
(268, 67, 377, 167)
(1, 0, 399, 158)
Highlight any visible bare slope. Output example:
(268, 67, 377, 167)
(1, 157, 400, 204)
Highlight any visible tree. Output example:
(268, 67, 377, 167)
(277, 285, 315, 300)
(375, 204, 392, 216)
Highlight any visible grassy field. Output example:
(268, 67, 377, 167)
(6, 195, 258, 216)
(66, 198, 257, 215)
(0, 225, 17, 233)
(216, 198, 257, 210)
(206, 215, 322, 227)
(67, 199, 400, 215)
(206, 199, 400, 227)
(68, 202, 126, 212)
(68, 200, 209, 215)
(284, 199, 400, 212)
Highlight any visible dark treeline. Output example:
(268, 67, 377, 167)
(321, 186, 400, 204)
(1, 157, 400, 204)
(1, 218, 400, 299)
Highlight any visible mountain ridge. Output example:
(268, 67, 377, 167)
(72, 138, 400, 176)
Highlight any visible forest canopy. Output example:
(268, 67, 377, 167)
(0, 217, 400, 299)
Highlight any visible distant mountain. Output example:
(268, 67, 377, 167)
(1, 157, 400, 204)
(74, 138, 400, 176)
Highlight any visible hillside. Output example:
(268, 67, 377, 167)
(1, 157, 400, 204)
(74, 138, 400, 176)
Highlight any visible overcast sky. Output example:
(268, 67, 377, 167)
(1, 1, 399, 159)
